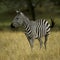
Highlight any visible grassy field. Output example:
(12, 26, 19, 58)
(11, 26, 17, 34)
(0, 31, 60, 60)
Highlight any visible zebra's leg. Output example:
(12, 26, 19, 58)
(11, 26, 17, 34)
(44, 34, 48, 49)
(29, 39, 34, 49)
(27, 36, 34, 49)
(25, 33, 34, 49)
(38, 38, 43, 49)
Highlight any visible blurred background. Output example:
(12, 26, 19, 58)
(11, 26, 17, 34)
(0, 0, 60, 31)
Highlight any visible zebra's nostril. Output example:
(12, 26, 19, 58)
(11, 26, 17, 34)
(11, 23, 15, 28)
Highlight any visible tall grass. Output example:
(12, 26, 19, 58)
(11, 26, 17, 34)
(0, 31, 60, 60)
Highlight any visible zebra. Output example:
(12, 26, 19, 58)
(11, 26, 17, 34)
(11, 10, 54, 49)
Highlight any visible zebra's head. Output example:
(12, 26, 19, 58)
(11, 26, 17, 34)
(11, 10, 24, 28)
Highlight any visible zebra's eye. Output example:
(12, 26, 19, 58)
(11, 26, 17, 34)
(16, 18, 19, 20)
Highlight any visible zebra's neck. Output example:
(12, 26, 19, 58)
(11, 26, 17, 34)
(23, 19, 30, 30)
(21, 14, 31, 29)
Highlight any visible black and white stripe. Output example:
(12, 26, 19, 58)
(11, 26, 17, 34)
(24, 19, 50, 49)
(35, 19, 51, 48)
(36, 19, 50, 37)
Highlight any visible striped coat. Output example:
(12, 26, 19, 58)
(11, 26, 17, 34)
(11, 11, 54, 49)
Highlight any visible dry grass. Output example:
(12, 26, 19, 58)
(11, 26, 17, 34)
(0, 31, 60, 60)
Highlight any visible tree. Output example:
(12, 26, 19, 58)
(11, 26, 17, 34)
(26, 0, 42, 20)
(0, 0, 44, 20)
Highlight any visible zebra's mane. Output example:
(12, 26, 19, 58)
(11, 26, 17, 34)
(20, 12, 31, 25)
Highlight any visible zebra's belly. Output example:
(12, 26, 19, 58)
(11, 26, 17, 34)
(31, 27, 38, 39)
(33, 33, 38, 39)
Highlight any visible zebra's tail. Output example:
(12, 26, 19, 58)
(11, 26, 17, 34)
(50, 17, 55, 28)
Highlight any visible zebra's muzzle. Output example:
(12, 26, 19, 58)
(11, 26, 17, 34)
(11, 23, 15, 28)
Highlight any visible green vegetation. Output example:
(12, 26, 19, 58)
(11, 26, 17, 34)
(0, 12, 60, 31)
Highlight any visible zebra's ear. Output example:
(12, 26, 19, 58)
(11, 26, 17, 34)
(20, 12, 24, 16)
(16, 10, 20, 14)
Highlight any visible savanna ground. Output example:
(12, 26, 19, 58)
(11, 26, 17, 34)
(0, 13, 60, 60)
